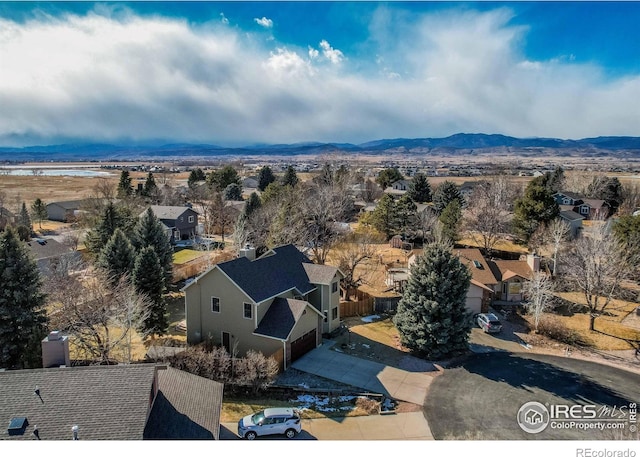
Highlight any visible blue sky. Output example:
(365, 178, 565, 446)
(1, 1, 640, 146)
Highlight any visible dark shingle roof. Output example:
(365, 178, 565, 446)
(0, 365, 157, 440)
(253, 297, 310, 340)
(217, 244, 316, 303)
(26, 238, 74, 261)
(144, 206, 197, 220)
(555, 191, 584, 201)
(559, 210, 585, 221)
(46, 200, 86, 210)
(144, 367, 223, 440)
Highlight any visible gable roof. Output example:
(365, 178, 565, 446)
(26, 238, 74, 261)
(554, 191, 583, 201)
(452, 248, 499, 286)
(216, 244, 316, 303)
(0, 364, 157, 440)
(559, 210, 585, 221)
(302, 263, 341, 285)
(143, 367, 223, 440)
(144, 206, 198, 220)
(581, 199, 608, 209)
(254, 297, 321, 340)
(489, 260, 533, 281)
(46, 200, 86, 210)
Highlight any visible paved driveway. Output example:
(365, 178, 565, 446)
(291, 340, 437, 405)
(221, 412, 432, 440)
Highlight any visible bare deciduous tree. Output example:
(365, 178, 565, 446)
(523, 271, 555, 332)
(47, 270, 151, 364)
(234, 349, 280, 394)
(560, 222, 632, 331)
(333, 227, 383, 298)
(546, 217, 571, 276)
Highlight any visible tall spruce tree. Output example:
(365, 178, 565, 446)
(97, 228, 136, 283)
(85, 202, 126, 255)
(408, 173, 432, 203)
(18, 201, 32, 232)
(0, 228, 48, 369)
(117, 170, 133, 198)
(281, 165, 299, 187)
(393, 243, 472, 359)
(132, 208, 174, 285)
(31, 198, 47, 229)
(512, 181, 559, 244)
(243, 192, 262, 218)
(370, 193, 398, 239)
(439, 200, 462, 243)
(257, 166, 276, 191)
(224, 183, 243, 201)
(142, 172, 158, 198)
(133, 246, 168, 336)
(432, 181, 462, 215)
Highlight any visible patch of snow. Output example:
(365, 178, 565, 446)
(360, 314, 380, 323)
(362, 343, 370, 348)
(297, 383, 309, 389)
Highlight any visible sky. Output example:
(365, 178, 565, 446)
(2, 1, 640, 147)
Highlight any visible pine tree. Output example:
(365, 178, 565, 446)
(97, 228, 136, 282)
(31, 198, 47, 230)
(85, 202, 126, 255)
(281, 165, 299, 187)
(395, 194, 418, 238)
(407, 173, 432, 203)
(224, 183, 243, 201)
(142, 172, 158, 198)
(207, 165, 240, 191)
(133, 246, 168, 336)
(392, 243, 472, 359)
(18, 201, 32, 232)
(257, 166, 276, 191)
(243, 192, 262, 218)
(439, 200, 462, 243)
(376, 168, 403, 189)
(370, 193, 398, 239)
(512, 181, 559, 244)
(117, 170, 133, 198)
(432, 181, 462, 215)
(187, 168, 206, 189)
(132, 208, 173, 286)
(0, 228, 48, 369)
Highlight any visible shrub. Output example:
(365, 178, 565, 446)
(536, 318, 589, 346)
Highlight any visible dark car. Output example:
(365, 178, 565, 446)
(477, 313, 503, 333)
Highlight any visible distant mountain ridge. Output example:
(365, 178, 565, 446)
(2, 133, 640, 161)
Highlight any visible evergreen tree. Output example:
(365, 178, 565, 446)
(281, 165, 299, 187)
(18, 201, 32, 232)
(243, 192, 262, 218)
(187, 168, 206, 189)
(207, 165, 240, 191)
(142, 172, 158, 198)
(257, 166, 276, 191)
(370, 193, 398, 239)
(376, 167, 404, 189)
(97, 228, 136, 282)
(396, 194, 418, 238)
(85, 202, 128, 255)
(260, 182, 285, 205)
(392, 243, 472, 359)
(31, 198, 47, 230)
(117, 170, 133, 198)
(439, 200, 462, 243)
(132, 208, 174, 286)
(587, 176, 623, 215)
(224, 183, 243, 201)
(0, 228, 48, 369)
(408, 173, 432, 203)
(432, 181, 462, 215)
(512, 181, 559, 244)
(133, 246, 168, 336)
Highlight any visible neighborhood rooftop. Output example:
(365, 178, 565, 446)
(253, 297, 317, 340)
(144, 205, 198, 219)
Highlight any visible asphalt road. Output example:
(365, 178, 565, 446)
(425, 351, 640, 440)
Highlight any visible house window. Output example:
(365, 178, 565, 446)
(563, 198, 570, 205)
(188, 215, 194, 223)
(180, 216, 184, 222)
(332, 307, 338, 320)
(243, 303, 252, 319)
(211, 297, 220, 313)
(323, 311, 328, 323)
(331, 281, 338, 294)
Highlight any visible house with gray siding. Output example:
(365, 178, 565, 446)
(183, 244, 344, 370)
(144, 206, 199, 243)
(45, 200, 87, 222)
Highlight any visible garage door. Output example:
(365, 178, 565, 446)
(290, 329, 317, 362)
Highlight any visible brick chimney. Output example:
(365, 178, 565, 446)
(527, 253, 541, 273)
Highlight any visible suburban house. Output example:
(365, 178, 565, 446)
(553, 191, 611, 220)
(183, 244, 344, 370)
(458, 181, 478, 204)
(0, 363, 224, 440)
(242, 176, 259, 189)
(26, 238, 81, 275)
(384, 179, 411, 196)
(144, 206, 199, 244)
(558, 210, 585, 238)
(404, 248, 540, 311)
(46, 200, 87, 222)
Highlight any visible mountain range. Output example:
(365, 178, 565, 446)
(2, 133, 640, 161)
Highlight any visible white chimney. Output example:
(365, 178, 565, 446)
(41, 331, 71, 368)
(238, 243, 256, 261)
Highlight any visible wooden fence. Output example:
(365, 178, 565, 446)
(340, 295, 374, 317)
(172, 251, 236, 283)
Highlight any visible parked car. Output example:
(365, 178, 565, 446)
(477, 313, 502, 333)
(237, 407, 302, 440)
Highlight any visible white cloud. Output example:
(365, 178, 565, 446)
(319, 39, 344, 64)
(254, 17, 273, 28)
(0, 8, 639, 146)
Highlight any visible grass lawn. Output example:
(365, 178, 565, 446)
(542, 292, 640, 350)
(173, 248, 207, 265)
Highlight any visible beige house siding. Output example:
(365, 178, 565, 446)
(465, 284, 484, 315)
(500, 278, 525, 302)
(328, 275, 341, 333)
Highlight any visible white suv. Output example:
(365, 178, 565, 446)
(237, 408, 302, 440)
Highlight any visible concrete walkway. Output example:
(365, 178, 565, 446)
(291, 340, 435, 405)
(221, 412, 433, 440)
